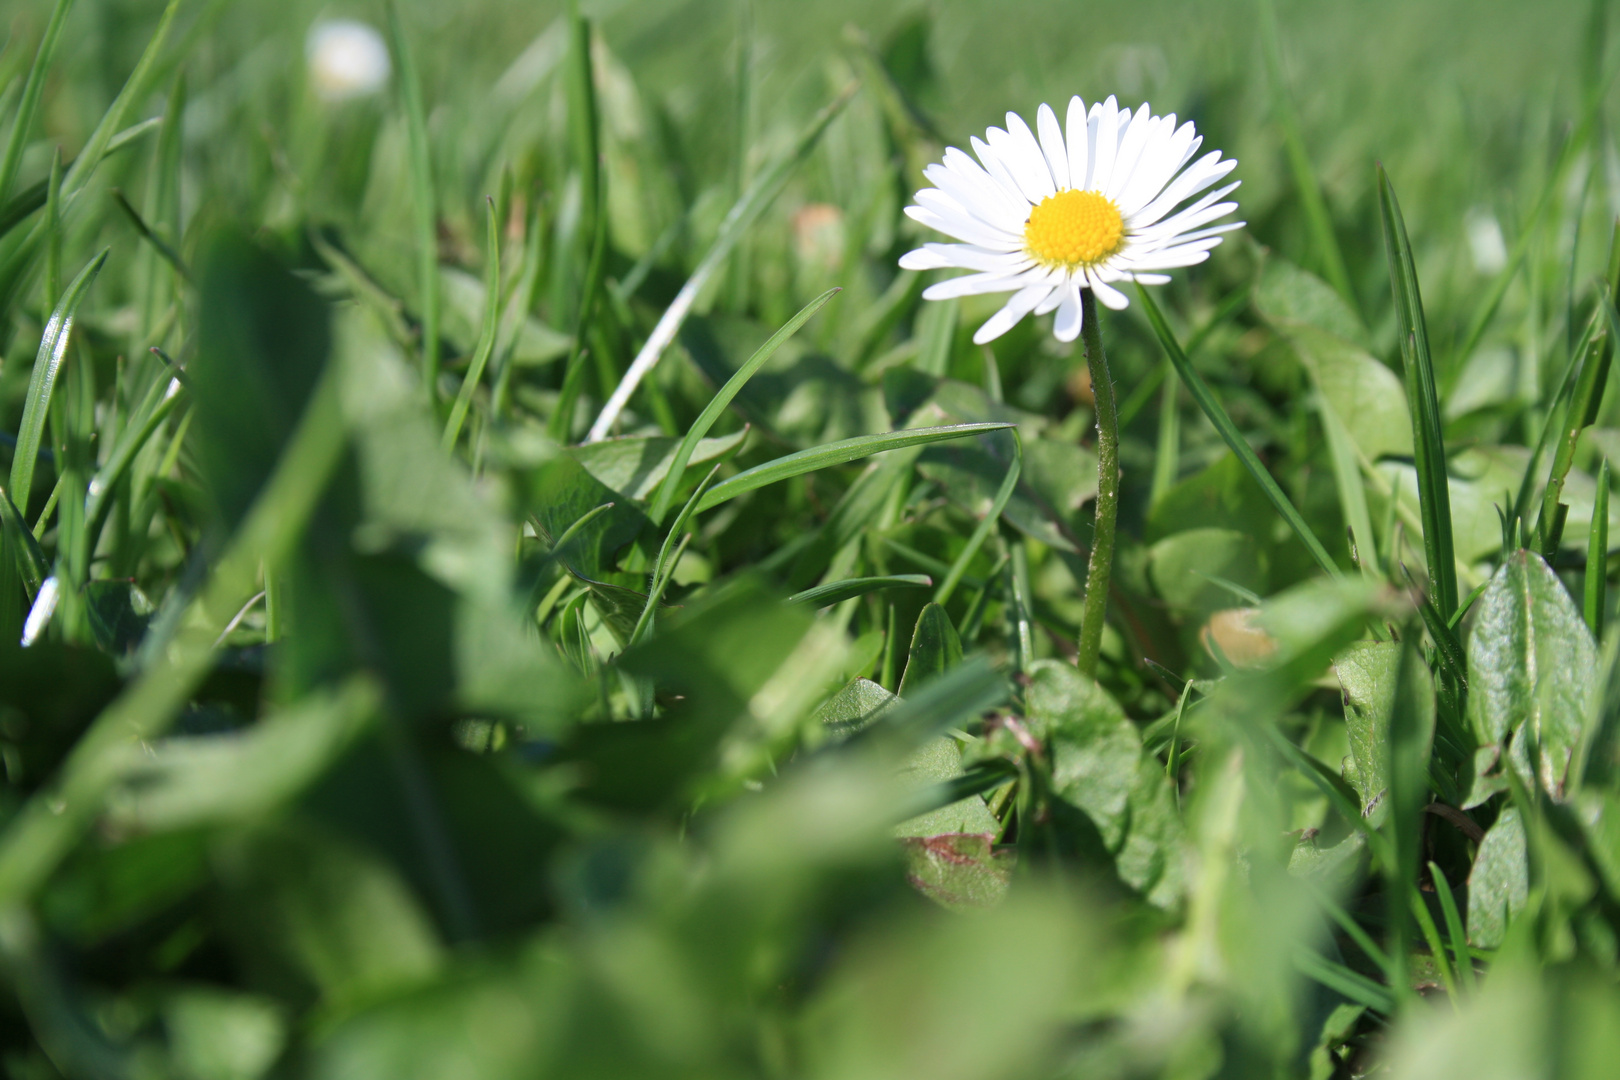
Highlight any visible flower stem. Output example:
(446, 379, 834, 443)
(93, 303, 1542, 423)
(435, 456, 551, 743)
(1076, 288, 1118, 678)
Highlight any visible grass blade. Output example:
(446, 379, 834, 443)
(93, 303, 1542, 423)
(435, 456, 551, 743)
(59, 0, 180, 201)
(0, 0, 77, 204)
(1378, 164, 1458, 620)
(8, 250, 108, 520)
(386, 0, 441, 400)
(1429, 860, 1475, 993)
(1135, 284, 1342, 579)
(1589, 458, 1610, 638)
(443, 198, 502, 451)
(694, 422, 1011, 515)
(934, 434, 1020, 606)
(0, 487, 49, 596)
(585, 80, 858, 442)
(649, 287, 839, 524)
(629, 463, 724, 646)
(788, 574, 931, 609)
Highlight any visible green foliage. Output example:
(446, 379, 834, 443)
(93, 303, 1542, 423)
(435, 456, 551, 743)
(0, 1, 1618, 1077)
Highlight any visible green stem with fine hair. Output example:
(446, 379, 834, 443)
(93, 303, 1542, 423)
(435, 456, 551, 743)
(1076, 288, 1119, 677)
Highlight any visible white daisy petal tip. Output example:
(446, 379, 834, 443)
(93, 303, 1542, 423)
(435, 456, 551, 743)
(901, 94, 1240, 343)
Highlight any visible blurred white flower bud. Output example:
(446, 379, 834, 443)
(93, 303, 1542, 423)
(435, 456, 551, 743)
(307, 19, 391, 102)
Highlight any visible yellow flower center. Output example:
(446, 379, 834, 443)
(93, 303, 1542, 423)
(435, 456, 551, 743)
(1023, 189, 1125, 270)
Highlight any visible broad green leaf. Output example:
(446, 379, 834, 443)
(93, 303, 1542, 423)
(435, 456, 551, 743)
(1333, 642, 1434, 821)
(1024, 660, 1185, 907)
(1148, 527, 1268, 616)
(1467, 807, 1528, 949)
(1466, 550, 1598, 799)
(1252, 257, 1367, 346)
(815, 676, 896, 740)
(896, 602, 962, 698)
(900, 833, 1012, 910)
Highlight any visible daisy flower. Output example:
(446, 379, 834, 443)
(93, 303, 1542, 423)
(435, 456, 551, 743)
(899, 95, 1242, 344)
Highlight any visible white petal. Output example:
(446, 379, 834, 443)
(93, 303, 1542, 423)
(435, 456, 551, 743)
(1065, 96, 1091, 191)
(900, 248, 953, 270)
(932, 151, 1029, 226)
(1090, 95, 1121, 195)
(1053, 284, 1084, 342)
(1129, 153, 1236, 229)
(1035, 102, 1070, 191)
(923, 271, 1028, 301)
(988, 115, 1057, 202)
(1106, 107, 1158, 202)
(1119, 120, 1198, 215)
(973, 283, 1053, 344)
(906, 202, 1023, 250)
(1086, 271, 1130, 310)
(1034, 285, 1067, 315)
(971, 135, 1037, 209)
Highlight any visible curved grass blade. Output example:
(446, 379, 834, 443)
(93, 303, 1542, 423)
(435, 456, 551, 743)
(8, 250, 108, 519)
(586, 80, 858, 442)
(386, 0, 441, 399)
(649, 287, 839, 524)
(629, 463, 723, 646)
(1590, 458, 1611, 638)
(694, 422, 1011, 515)
(0, 487, 49, 596)
(60, 0, 180, 201)
(935, 434, 1020, 606)
(0, 0, 77, 204)
(443, 198, 501, 451)
(1377, 165, 1457, 619)
(1135, 285, 1341, 579)
(788, 574, 931, 609)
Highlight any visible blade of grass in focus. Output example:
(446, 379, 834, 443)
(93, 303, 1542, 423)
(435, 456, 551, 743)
(1378, 165, 1458, 620)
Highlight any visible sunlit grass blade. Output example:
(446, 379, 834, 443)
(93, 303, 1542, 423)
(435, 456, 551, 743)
(1589, 459, 1610, 638)
(629, 463, 723, 646)
(1378, 164, 1458, 620)
(386, 0, 441, 400)
(934, 434, 1020, 606)
(788, 574, 931, 609)
(1135, 284, 1341, 579)
(443, 198, 502, 451)
(694, 422, 1011, 515)
(649, 287, 839, 524)
(0, 0, 77, 204)
(8, 250, 108, 519)
(1259, 0, 1359, 319)
(585, 79, 858, 442)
